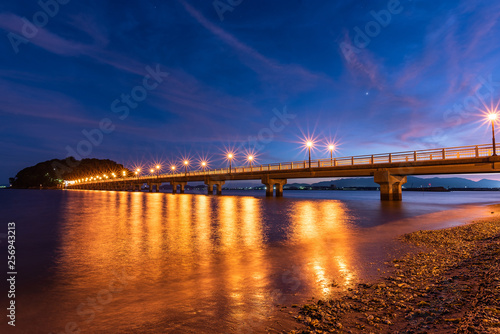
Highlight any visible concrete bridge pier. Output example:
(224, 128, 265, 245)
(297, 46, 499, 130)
(374, 170, 407, 201)
(133, 184, 141, 192)
(262, 177, 287, 197)
(148, 183, 161, 192)
(170, 182, 187, 194)
(205, 180, 225, 195)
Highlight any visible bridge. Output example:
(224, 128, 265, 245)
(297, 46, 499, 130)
(65, 144, 500, 201)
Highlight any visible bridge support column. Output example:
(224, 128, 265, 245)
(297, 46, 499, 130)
(261, 177, 287, 197)
(204, 180, 225, 195)
(374, 171, 407, 201)
(134, 184, 141, 192)
(149, 183, 161, 192)
(170, 182, 186, 194)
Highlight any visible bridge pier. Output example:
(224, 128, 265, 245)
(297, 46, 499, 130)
(148, 183, 161, 192)
(262, 177, 287, 197)
(205, 180, 225, 195)
(133, 184, 141, 192)
(374, 171, 407, 201)
(170, 182, 187, 194)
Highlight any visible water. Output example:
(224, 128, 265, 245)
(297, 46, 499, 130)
(0, 189, 497, 333)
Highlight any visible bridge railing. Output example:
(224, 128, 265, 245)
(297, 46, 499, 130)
(71, 144, 493, 185)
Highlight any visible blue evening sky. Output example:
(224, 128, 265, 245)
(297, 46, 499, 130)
(1, 0, 500, 183)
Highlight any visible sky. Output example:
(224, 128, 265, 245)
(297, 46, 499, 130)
(2, 0, 500, 184)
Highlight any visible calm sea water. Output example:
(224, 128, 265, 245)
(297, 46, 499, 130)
(0, 189, 497, 333)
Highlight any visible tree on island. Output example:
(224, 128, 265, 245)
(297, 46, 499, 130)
(10, 157, 131, 189)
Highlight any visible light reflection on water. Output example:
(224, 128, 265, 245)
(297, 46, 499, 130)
(1, 189, 497, 333)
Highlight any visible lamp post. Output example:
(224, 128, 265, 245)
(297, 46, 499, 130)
(155, 165, 160, 179)
(171, 166, 176, 174)
(227, 153, 233, 173)
(136, 168, 141, 179)
(183, 160, 189, 176)
(248, 155, 253, 171)
(328, 144, 335, 166)
(489, 113, 498, 156)
(306, 141, 313, 168)
(201, 161, 207, 172)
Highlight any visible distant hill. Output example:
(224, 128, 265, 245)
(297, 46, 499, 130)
(10, 157, 130, 189)
(286, 176, 500, 189)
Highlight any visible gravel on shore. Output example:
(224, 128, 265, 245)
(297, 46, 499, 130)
(287, 216, 500, 333)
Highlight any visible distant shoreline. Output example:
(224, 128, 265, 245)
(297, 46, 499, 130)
(4, 187, 500, 192)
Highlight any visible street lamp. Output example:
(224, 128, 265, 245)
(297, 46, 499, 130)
(328, 144, 335, 165)
(183, 160, 189, 176)
(171, 165, 176, 174)
(201, 161, 207, 172)
(488, 113, 498, 156)
(247, 155, 253, 170)
(227, 153, 233, 173)
(122, 170, 126, 178)
(306, 141, 313, 168)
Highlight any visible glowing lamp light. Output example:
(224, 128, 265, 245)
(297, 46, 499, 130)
(488, 113, 498, 121)
(156, 165, 160, 169)
(150, 169, 154, 173)
(227, 153, 233, 159)
(184, 160, 189, 165)
(171, 166, 176, 171)
(248, 155, 253, 161)
(136, 168, 141, 172)
(201, 161, 207, 167)
(306, 141, 313, 148)
(328, 144, 335, 151)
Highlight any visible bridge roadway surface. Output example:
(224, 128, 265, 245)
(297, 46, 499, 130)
(65, 144, 500, 201)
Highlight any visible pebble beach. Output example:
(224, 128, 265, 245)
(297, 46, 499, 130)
(288, 211, 500, 333)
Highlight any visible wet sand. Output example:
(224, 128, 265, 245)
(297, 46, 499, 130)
(286, 206, 500, 333)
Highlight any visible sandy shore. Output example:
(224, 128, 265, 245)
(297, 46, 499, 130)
(286, 212, 500, 333)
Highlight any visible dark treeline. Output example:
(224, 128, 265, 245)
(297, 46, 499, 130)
(9, 157, 130, 189)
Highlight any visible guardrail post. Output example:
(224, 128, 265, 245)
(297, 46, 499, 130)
(475, 146, 479, 157)
(304, 160, 306, 168)
(371, 155, 374, 164)
(291, 162, 293, 169)
(414, 151, 417, 161)
(351, 156, 354, 165)
(268, 164, 271, 171)
(318, 160, 320, 167)
(389, 153, 392, 163)
(442, 148, 446, 160)
(279, 163, 281, 170)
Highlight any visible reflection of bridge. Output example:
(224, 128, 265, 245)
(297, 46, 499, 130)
(65, 144, 500, 201)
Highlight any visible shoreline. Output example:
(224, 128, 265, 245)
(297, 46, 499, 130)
(286, 211, 500, 333)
